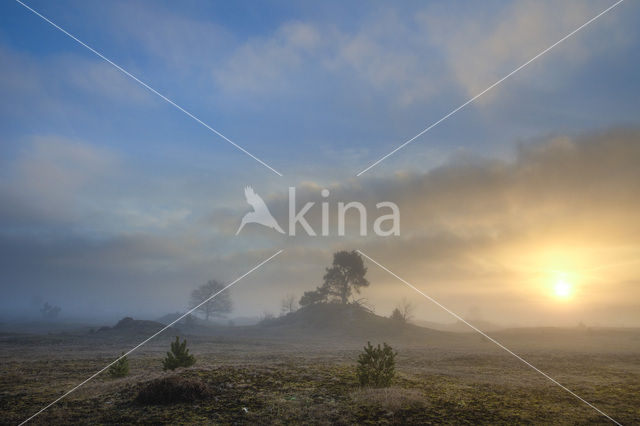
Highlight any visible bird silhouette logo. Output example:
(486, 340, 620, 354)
(236, 186, 285, 235)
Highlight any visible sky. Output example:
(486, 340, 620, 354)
(1, 0, 639, 327)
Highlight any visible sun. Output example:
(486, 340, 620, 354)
(553, 276, 572, 299)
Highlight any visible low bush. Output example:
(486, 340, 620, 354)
(106, 353, 129, 378)
(135, 376, 209, 405)
(356, 342, 397, 387)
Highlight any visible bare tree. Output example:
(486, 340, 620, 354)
(40, 302, 61, 319)
(390, 298, 414, 324)
(280, 293, 297, 315)
(190, 280, 232, 321)
(399, 298, 414, 323)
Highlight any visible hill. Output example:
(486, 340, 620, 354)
(95, 316, 175, 336)
(92, 306, 467, 347)
(414, 318, 503, 333)
(250, 303, 459, 345)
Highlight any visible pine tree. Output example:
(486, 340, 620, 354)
(299, 250, 369, 306)
(356, 342, 396, 387)
(163, 337, 196, 371)
(107, 352, 130, 378)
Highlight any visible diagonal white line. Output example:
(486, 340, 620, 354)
(356, 0, 625, 176)
(19, 249, 284, 425)
(356, 249, 621, 425)
(14, 0, 283, 177)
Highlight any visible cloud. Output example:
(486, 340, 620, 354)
(227, 128, 640, 324)
(1, 119, 638, 325)
(212, 13, 445, 106)
(67, 0, 632, 120)
(213, 22, 322, 94)
(60, 55, 154, 104)
(421, 0, 627, 99)
(108, 1, 232, 73)
(113, 207, 192, 230)
(227, 127, 640, 240)
(0, 44, 153, 119)
(0, 136, 117, 225)
(203, 0, 631, 108)
(328, 12, 445, 107)
(357, 128, 640, 323)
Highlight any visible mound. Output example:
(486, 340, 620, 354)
(136, 376, 209, 405)
(256, 303, 450, 344)
(262, 303, 383, 329)
(95, 317, 172, 336)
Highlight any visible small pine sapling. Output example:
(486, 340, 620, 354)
(163, 337, 196, 371)
(107, 353, 130, 378)
(356, 341, 397, 387)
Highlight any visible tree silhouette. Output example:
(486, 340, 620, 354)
(299, 250, 369, 306)
(323, 250, 369, 304)
(390, 298, 414, 324)
(280, 293, 297, 315)
(40, 302, 61, 319)
(190, 280, 232, 321)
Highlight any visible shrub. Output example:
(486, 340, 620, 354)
(356, 342, 397, 387)
(135, 376, 209, 405)
(390, 308, 405, 323)
(107, 353, 129, 378)
(163, 337, 196, 371)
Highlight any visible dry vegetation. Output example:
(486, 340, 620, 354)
(1, 323, 640, 425)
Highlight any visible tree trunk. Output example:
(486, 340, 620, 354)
(341, 276, 349, 304)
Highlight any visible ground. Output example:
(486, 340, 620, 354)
(1, 325, 639, 425)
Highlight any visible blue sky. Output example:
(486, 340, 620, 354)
(1, 0, 639, 325)
(3, 0, 638, 176)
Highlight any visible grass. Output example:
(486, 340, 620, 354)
(350, 387, 426, 411)
(1, 329, 639, 424)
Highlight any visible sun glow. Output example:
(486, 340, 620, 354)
(553, 276, 572, 299)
